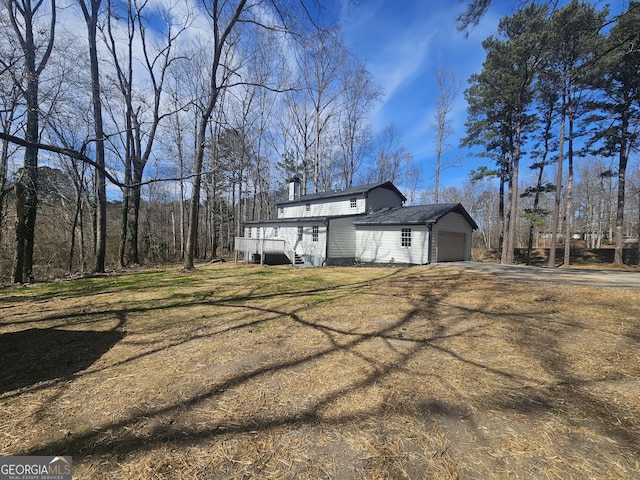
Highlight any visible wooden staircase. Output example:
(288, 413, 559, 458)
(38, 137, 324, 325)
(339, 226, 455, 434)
(294, 253, 305, 266)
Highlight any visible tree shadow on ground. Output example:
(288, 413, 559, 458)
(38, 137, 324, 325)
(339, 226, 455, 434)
(0, 328, 126, 394)
(11, 266, 640, 476)
(21, 272, 511, 460)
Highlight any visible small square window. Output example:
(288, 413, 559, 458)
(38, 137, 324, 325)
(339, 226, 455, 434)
(312, 225, 319, 242)
(305, 203, 311, 212)
(401, 228, 411, 247)
(350, 198, 357, 208)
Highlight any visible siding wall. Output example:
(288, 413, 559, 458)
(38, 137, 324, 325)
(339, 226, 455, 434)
(278, 195, 365, 219)
(328, 216, 357, 261)
(277, 185, 405, 219)
(367, 188, 404, 212)
(355, 225, 429, 265)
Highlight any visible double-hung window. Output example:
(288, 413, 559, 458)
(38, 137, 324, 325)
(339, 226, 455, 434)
(247, 227, 252, 238)
(297, 226, 303, 241)
(312, 225, 319, 242)
(350, 197, 357, 208)
(401, 228, 411, 247)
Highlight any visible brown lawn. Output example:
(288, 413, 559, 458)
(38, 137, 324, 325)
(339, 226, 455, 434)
(1, 263, 639, 479)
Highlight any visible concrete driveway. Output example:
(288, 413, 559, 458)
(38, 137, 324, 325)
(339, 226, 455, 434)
(439, 261, 640, 290)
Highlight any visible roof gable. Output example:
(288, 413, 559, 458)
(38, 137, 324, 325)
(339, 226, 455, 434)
(353, 203, 478, 230)
(277, 181, 407, 206)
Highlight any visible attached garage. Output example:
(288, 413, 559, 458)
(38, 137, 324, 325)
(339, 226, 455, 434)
(354, 203, 478, 265)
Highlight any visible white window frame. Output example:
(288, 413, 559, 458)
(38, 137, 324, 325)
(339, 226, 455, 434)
(312, 225, 319, 242)
(297, 226, 303, 241)
(350, 197, 357, 208)
(401, 228, 411, 248)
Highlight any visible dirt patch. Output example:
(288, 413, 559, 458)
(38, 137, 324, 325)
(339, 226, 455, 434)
(1, 263, 639, 479)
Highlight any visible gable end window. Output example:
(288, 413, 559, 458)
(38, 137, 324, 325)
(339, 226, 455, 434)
(312, 225, 319, 242)
(401, 228, 411, 247)
(305, 203, 311, 212)
(350, 197, 357, 208)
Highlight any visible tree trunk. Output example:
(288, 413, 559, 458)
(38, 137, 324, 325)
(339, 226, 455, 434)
(13, 22, 39, 282)
(9, 0, 55, 283)
(68, 183, 82, 271)
(79, 0, 107, 273)
(119, 157, 131, 267)
(613, 108, 629, 266)
(549, 98, 566, 268)
(526, 162, 546, 265)
(497, 159, 506, 261)
(636, 190, 640, 269)
(503, 118, 523, 265)
(563, 99, 574, 267)
(12, 182, 26, 283)
(185, 115, 211, 270)
(125, 161, 144, 264)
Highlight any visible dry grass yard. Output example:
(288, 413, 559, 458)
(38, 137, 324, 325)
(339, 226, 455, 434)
(1, 263, 639, 479)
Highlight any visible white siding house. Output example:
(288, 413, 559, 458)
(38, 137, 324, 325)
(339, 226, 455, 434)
(236, 178, 477, 266)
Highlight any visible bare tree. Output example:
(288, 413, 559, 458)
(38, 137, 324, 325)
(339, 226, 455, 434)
(575, 157, 615, 249)
(184, 0, 249, 270)
(430, 67, 460, 203)
(4, 0, 56, 283)
(104, 0, 189, 266)
(298, 27, 348, 193)
(368, 124, 413, 184)
(338, 59, 380, 188)
(282, 89, 314, 193)
(76, 0, 107, 273)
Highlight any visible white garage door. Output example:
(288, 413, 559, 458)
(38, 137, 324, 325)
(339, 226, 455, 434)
(437, 231, 466, 262)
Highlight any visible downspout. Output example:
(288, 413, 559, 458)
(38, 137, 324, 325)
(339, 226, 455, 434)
(426, 223, 433, 265)
(323, 218, 329, 266)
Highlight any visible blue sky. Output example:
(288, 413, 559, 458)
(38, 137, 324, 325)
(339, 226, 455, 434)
(326, 0, 625, 194)
(332, 0, 506, 192)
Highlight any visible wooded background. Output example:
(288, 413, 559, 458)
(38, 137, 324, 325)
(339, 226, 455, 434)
(1, 0, 639, 282)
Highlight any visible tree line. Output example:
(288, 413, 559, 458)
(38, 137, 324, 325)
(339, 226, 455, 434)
(1, 0, 423, 282)
(1, 0, 638, 283)
(462, 0, 640, 266)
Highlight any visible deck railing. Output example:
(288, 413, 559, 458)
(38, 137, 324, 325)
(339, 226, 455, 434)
(234, 237, 296, 266)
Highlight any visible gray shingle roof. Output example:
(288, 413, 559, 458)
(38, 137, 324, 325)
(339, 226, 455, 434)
(353, 203, 478, 229)
(277, 181, 406, 206)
